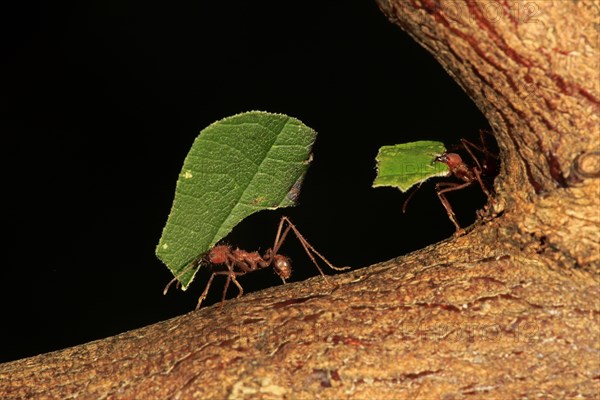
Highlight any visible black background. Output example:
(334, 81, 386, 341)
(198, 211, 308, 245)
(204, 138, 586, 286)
(1, 1, 490, 363)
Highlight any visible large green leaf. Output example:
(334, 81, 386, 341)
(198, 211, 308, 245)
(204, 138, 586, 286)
(156, 111, 316, 289)
(373, 140, 449, 192)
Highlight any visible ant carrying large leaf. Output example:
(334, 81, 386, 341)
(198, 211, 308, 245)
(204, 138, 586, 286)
(164, 216, 349, 309)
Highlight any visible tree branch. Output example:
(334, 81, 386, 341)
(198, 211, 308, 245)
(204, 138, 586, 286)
(2, 230, 598, 398)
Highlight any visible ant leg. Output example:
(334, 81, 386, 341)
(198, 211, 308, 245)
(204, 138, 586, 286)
(195, 272, 217, 310)
(459, 138, 498, 210)
(460, 135, 499, 169)
(459, 139, 494, 202)
(218, 258, 244, 306)
(230, 274, 244, 298)
(472, 167, 492, 199)
(272, 216, 291, 255)
(209, 271, 245, 307)
(460, 138, 484, 172)
(220, 274, 232, 305)
(477, 129, 498, 159)
(460, 134, 497, 161)
(163, 257, 202, 295)
(435, 181, 473, 235)
(216, 268, 245, 301)
(277, 216, 350, 275)
(272, 217, 328, 276)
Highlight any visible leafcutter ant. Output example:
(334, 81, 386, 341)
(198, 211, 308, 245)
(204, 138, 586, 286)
(164, 216, 349, 309)
(404, 130, 499, 235)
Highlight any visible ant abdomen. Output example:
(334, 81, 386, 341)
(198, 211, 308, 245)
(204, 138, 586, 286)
(272, 254, 292, 280)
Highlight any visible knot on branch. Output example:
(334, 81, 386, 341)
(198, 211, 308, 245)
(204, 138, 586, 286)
(571, 150, 600, 180)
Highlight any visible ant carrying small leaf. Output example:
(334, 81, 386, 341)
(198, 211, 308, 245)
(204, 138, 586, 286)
(403, 130, 499, 235)
(164, 216, 350, 309)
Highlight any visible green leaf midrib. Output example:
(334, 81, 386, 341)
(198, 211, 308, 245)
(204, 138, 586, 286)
(207, 116, 290, 247)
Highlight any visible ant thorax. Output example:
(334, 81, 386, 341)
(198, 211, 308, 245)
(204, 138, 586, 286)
(206, 245, 270, 272)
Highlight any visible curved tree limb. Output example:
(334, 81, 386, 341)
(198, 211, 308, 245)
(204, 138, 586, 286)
(2, 235, 598, 398)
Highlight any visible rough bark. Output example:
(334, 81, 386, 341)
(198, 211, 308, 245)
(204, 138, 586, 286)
(1, 1, 599, 399)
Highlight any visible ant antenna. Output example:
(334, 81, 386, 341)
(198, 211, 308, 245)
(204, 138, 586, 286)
(402, 183, 424, 214)
(163, 257, 203, 295)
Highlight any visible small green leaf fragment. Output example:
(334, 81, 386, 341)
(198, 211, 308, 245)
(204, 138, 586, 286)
(373, 141, 449, 192)
(156, 111, 316, 289)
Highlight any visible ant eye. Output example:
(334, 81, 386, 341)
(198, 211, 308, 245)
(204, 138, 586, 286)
(435, 154, 447, 163)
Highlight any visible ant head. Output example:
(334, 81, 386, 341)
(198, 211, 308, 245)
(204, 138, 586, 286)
(207, 245, 231, 265)
(435, 152, 463, 169)
(272, 254, 292, 280)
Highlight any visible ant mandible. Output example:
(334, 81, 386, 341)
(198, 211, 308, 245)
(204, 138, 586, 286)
(404, 130, 498, 235)
(164, 216, 349, 309)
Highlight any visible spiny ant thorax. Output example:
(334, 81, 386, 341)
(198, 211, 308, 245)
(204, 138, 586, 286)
(205, 244, 291, 279)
